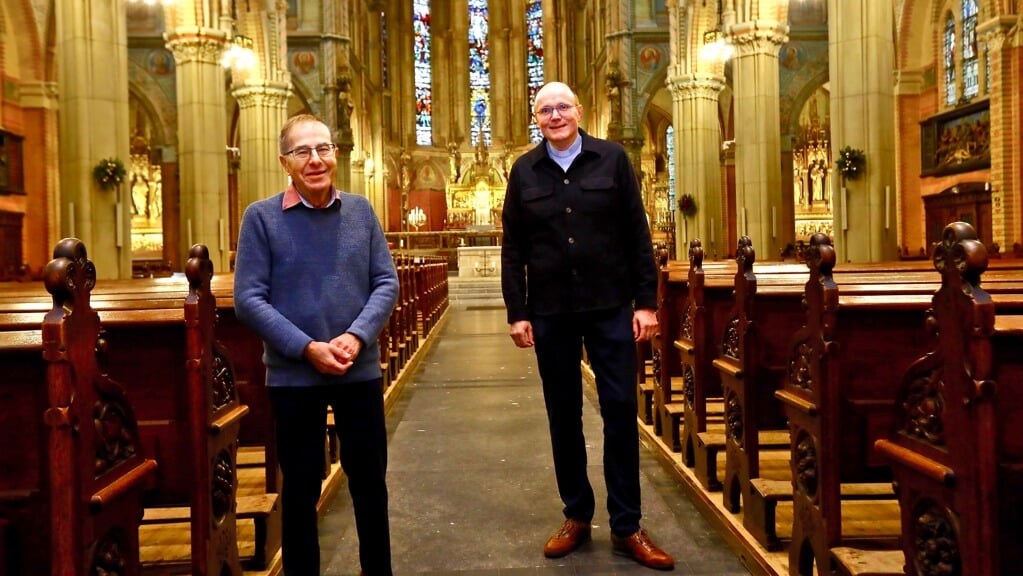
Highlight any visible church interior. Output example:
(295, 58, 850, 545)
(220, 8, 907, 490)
(2, 0, 1023, 575)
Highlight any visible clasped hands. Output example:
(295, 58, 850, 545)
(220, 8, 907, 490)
(304, 332, 363, 375)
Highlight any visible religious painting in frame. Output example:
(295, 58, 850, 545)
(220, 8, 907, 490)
(920, 99, 990, 177)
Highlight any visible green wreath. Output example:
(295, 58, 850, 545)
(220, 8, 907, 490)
(836, 146, 866, 181)
(93, 158, 126, 191)
(678, 193, 697, 217)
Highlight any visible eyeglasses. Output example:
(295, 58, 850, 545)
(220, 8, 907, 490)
(534, 103, 578, 120)
(285, 143, 337, 162)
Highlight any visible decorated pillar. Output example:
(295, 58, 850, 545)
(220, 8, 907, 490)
(165, 26, 231, 273)
(979, 19, 1020, 250)
(56, 0, 132, 278)
(669, 76, 725, 257)
(827, 0, 897, 262)
(725, 12, 788, 259)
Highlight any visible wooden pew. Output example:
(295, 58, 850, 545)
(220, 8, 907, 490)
(711, 237, 794, 523)
(873, 221, 1023, 576)
(0, 238, 157, 576)
(0, 246, 274, 575)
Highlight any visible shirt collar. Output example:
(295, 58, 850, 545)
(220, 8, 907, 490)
(282, 183, 341, 210)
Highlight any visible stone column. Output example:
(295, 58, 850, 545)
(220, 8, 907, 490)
(827, 0, 897, 262)
(233, 82, 291, 210)
(980, 19, 1019, 250)
(668, 75, 725, 258)
(727, 18, 787, 259)
(166, 29, 231, 273)
(56, 0, 132, 278)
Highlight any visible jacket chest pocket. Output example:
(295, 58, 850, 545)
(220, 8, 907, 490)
(521, 187, 561, 219)
(579, 177, 616, 212)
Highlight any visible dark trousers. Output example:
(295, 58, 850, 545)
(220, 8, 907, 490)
(269, 379, 392, 576)
(531, 304, 642, 537)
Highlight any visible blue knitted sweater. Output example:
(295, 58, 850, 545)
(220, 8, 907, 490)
(233, 191, 399, 387)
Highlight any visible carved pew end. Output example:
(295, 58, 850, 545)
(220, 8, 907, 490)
(747, 478, 790, 550)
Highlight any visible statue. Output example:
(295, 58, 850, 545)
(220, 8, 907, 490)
(447, 141, 461, 182)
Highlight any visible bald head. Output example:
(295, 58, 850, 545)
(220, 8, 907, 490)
(533, 82, 583, 150)
(533, 82, 578, 114)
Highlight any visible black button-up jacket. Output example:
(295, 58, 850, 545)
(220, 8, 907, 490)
(501, 130, 658, 324)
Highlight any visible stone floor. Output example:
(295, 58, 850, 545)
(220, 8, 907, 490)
(315, 305, 751, 575)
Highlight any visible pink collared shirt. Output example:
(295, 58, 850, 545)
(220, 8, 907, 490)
(282, 183, 341, 210)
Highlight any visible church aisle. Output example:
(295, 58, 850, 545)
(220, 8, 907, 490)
(316, 305, 751, 575)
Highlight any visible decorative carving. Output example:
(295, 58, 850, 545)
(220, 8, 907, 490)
(681, 304, 694, 340)
(91, 530, 127, 576)
(911, 503, 961, 576)
(682, 363, 695, 406)
(211, 450, 235, 521)
(211, 342, 236, 411)
(722, 317, 740, 358)
(652, 347, 662, 385)
(902, 369, 946, 446)
(794, 432, 818, 498)
(789, 341, 813, 391)
(93, 393, 139, 476)
(725, 391, 743, 444)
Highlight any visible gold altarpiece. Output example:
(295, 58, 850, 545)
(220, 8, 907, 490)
(445, 138, 508, 230)
(792, 90, 834, 242)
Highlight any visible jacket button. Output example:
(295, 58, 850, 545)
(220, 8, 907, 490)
(568, 237, 575, 244)
(563, 178, 570, 185)
(565, 207, 573, 214)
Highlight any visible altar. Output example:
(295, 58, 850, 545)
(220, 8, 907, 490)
(456, 246, 501, 278)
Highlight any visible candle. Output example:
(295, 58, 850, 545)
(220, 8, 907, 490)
(68, 202, 76, 238)
(710, 218, 715, 243)
(115, 203, 123, 248)
(187, 219, 193, 248)
(884, 186, 890, 230)
(841, 187, 848, 231)
(771, 207, 777, 238)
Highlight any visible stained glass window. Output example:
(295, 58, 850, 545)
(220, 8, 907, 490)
(469, 0, 491, 146)
(943, 13, 956, 106)
(526, 0, 544, 142)
(413, 0, 432, 145)
(666, 126, 675, 209)
(962, 0, 979, 100)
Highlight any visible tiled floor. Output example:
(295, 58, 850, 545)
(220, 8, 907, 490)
(316, 305, 751, 575)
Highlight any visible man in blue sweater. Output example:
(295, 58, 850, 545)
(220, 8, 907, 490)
(234, 114, 399, 576)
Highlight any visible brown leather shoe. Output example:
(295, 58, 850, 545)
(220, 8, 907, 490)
(543, 519, 592, 558)
(611, 529, 674, 569)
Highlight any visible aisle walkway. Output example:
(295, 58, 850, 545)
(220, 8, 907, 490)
(316, 305, 751, 575)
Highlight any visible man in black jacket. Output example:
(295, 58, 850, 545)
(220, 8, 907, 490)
(501, 81, 673, 570)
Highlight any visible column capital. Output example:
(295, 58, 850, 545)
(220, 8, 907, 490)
(977, 16, 1017, 51)
(19, 81, 60, 109)
(232, 80, 292, 109)
(165, 27, 229, 65)
(667, 74, 726, 100)
(727, 20, 788, 58)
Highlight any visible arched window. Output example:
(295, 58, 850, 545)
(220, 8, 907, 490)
(962, 0, 979, 99)
(526, 0, 544, 143)
(413, 0, 432, 145)
(941, 0, 986, 108)
(469, 0, 491, 146)
(943, 12, 956, 106)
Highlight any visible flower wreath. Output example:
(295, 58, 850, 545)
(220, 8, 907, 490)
(93, 158, 127, 191)
(678, 193, 697, 218)
(836, 146, 866, 181)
